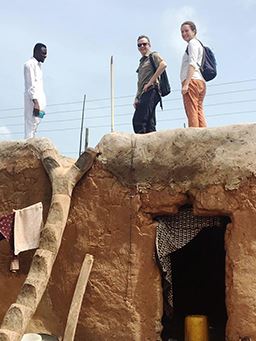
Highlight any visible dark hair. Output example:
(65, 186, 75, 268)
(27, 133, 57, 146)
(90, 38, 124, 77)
(181, 21, 197, 34)
(137, 35, 151, 44)
(33, 43, 47, 54)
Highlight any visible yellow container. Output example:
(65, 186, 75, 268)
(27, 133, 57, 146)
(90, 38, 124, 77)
(184, 315, 209, 341)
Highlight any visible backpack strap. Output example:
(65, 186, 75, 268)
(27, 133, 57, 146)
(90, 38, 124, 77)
(149, 53, 163, 109)
(149, 53, 157, 71)
(197, 39, 204, 48)
(197, 40, 206, 68)
(185, 40, 205, 69)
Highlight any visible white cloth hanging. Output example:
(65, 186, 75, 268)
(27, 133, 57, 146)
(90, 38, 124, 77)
(14, 202, 43, 255)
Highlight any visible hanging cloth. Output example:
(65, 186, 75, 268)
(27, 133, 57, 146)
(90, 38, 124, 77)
(0, 212, 15, 247)
(14, 202, 43, 255)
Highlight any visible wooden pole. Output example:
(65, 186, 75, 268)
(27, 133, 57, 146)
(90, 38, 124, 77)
(79, 94, 86, 156)
(84, 127, 89, 150)
(63, 254, 94, 341)
(110, 56, 115, 132)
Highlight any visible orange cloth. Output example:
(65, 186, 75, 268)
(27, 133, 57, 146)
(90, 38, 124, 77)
(183, 79, 207, 127)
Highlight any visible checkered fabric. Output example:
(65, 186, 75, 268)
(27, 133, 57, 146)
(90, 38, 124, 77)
(156, 206, 224, 309)
(0, 212, 15, 243)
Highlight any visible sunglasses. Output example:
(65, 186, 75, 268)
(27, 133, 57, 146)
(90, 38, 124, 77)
(137, 43, 148, 48)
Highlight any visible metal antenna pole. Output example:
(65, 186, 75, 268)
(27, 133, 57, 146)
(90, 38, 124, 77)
(110, 56, 115, 132)
(79, 94, 86, 156)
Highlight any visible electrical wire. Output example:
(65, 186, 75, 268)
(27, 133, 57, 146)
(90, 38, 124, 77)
(0, 78, 256, 113)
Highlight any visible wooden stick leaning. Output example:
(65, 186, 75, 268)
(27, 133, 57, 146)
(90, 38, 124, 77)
(0, 146, 98, 341)
(63, 254, 94, 341)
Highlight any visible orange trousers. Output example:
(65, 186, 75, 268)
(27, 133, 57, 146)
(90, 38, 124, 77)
(182, 79, 207, 127)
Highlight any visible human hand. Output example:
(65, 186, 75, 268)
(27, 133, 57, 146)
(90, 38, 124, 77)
(182, 83, 189, 95)
(133, 98, 139, 109)
(33, 99, 40, 110)
(143, 82, 152, 92)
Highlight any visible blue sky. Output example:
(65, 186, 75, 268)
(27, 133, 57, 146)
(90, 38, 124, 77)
(0, 0, 256, 157)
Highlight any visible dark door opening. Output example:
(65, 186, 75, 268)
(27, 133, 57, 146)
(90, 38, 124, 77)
(156, 210, 229, 341)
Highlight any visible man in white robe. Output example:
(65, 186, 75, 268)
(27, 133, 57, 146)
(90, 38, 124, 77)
(24, 43, 47, 138)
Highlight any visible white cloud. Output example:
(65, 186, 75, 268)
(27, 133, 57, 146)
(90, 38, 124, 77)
(161, 6, 208, 58)
(0, 126, 11, 140)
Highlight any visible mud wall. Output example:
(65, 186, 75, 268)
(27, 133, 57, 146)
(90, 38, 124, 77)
(1, 124, 256, 340)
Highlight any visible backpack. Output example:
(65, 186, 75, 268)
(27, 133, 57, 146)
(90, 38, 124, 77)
(149, 53, 171, 97)
(186, 40, 217, 81)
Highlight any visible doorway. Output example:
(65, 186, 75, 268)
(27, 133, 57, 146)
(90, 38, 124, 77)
(156, 207, 229, 341)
